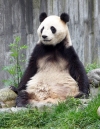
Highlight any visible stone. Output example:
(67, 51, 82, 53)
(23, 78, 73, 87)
(87, 68, 100, 87)
(0, 87, 17, 108)
(0, 107, 27, 113)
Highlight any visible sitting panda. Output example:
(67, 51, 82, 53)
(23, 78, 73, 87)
(11, 12, 90, 107)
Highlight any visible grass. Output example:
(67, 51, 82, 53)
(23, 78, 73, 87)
(85, 62, 100, 73)
(0, 95, 100, 129)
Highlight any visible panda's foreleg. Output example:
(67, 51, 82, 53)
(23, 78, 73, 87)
(65, 47, 90, 97)
(69, 59, 90, 98)
(17, 44, 46, 92)
(16, 90, 29, 107)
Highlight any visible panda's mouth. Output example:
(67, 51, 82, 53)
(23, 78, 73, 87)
(43, 39, 51, 41)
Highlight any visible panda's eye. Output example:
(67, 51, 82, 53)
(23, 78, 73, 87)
(51, 26, 56, 34)
(41, 27, 44, 33)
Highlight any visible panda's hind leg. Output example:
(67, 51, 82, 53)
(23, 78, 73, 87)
(16, 90, 29, 107)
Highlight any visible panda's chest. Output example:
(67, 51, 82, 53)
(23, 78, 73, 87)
(38, 54, 68, 72)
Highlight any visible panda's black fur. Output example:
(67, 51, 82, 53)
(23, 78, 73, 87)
(11, 13, 90, 107)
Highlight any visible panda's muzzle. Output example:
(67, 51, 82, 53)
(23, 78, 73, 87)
(42, 35, 51, 41)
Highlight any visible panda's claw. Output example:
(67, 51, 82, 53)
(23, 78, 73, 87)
(10, 86, 18, 94)
(74, 92, 89, 99)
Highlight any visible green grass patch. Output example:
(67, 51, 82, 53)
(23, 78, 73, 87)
(85, 62, 100, 73)
(0, 95, 100, 129)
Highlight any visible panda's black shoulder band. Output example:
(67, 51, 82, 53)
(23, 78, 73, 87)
(60, 13, 69, 23)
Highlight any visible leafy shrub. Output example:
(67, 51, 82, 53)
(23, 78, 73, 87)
(2, 36, 28, 87)
(85, 62, 100, 73)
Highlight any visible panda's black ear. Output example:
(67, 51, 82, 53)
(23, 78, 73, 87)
(39, 12, 47, 22)
(60, 13, 69, 23)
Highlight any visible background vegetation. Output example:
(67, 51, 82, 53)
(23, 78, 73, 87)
(85, 63, 100, 73)
(2, 37, 28, 87)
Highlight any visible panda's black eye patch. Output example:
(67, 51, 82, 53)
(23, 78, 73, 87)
(51, 26, 56, 34)
(41, 27, 44, 33)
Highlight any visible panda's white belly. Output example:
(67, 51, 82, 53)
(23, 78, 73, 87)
(26, 56, 79, 101)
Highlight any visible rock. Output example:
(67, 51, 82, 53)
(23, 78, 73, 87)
(11, 107, 27, 112)
(0, 87, 17, 108)
(87, 68, 100, 87)
(0, 108, 12, 113)
(90, 86, 100, 98)
(97, 106, 100, 117)
(0, 107, 27, 113)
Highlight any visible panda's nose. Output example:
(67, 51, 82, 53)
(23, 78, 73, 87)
(42, 35, 47, 39)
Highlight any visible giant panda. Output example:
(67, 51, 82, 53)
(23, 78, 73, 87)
(11, 12, 90, 107)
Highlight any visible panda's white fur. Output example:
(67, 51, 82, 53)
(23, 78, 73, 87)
(37, 15, 72, 47)
(26, 56, 79, 104)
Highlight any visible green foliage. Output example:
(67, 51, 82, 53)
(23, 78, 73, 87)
(0, 95, 100, 129)
(2, 36, 28, 87)
(85, 62, 100, 73)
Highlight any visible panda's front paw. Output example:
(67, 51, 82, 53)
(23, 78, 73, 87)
(16, 91, 29, 107)
(10, 86, 18, 94)
(74, 92, 89, 99)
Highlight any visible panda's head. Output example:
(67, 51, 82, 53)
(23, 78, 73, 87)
(37, 12, 70, 46)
